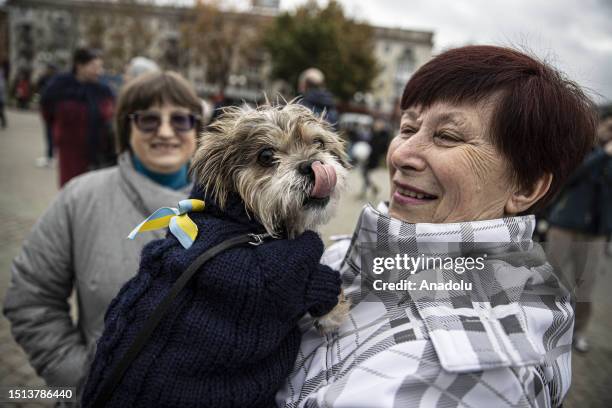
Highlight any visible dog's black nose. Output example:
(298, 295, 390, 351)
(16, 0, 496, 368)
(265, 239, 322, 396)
(298, 160, 315, 177)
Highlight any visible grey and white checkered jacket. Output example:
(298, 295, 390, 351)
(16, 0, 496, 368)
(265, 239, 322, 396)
(277, 203, 574, 408)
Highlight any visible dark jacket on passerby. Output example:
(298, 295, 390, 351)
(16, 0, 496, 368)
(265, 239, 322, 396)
(82, 187, 341, 408)
(300, 89, 339, 129)
(36, 72, 56, 95)
(367, 126, 391, 170)
(0, 72, 5, 104)
(40, 73, 115, 186)
(0, 71, 5, 125)
(548, 147, 612, 235)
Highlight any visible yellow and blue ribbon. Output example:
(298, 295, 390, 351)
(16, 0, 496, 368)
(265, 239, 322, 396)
(127, 199, 206, 249)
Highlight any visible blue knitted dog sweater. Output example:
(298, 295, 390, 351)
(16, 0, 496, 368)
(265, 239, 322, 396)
(82, 187, 342, 407)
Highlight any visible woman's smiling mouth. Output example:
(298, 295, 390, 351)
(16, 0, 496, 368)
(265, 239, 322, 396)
(150, 142, 180, 151)
(393, 181, 438, 205)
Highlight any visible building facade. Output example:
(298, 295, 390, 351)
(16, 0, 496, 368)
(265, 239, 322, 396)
(371, 26, 433, 114)
(6, 0, 433, 115)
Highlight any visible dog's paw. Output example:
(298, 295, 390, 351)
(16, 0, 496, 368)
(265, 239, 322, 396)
(314, 291, 351, 334)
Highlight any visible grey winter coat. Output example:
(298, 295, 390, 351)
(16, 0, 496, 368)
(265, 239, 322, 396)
(3, 152, 191, 387)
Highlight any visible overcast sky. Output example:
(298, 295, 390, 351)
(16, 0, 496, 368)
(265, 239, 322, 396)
(276, 0, 612, 104)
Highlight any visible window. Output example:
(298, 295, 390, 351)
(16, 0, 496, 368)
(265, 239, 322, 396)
(396, 48, 415, 83)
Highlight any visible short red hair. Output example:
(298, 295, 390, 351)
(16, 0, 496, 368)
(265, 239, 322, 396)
(401, 45, 597, 211)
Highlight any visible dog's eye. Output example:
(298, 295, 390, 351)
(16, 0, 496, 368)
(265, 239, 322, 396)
(257, 148, 276, 167)
(313, 138, 325, 149)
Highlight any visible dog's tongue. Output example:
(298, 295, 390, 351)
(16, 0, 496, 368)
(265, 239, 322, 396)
(310, 161, 337, 198)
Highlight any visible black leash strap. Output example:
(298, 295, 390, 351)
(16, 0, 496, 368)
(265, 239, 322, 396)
(92, 233, 269, 408)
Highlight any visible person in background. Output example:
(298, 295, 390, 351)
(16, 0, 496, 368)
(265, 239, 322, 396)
(546, 106, 612, 353)
(0, 67, 6, 129)
(14, 70, 32, 109)
(35, 63, 59, 167)
(297, 67, 339, 129)
(1, 58, 8, 84)
(3, 71, 204, 390)
(40, 48, 115, 186)
(371, 118, 391, 163)
(360, 118, 391, 198)
(36, 63, 59, 93)
(210, 90, 230, 122)
(123, 56, 160, 85)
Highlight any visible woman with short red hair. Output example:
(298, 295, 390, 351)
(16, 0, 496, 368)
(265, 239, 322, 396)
(279, 45, 597, 408)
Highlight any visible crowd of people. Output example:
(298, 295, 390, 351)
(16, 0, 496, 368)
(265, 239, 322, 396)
(1, 44, 611, 408)
(544, 106, 612, 353)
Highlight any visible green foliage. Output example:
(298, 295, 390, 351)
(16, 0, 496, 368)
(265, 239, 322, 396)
(263, 0, 379, 102)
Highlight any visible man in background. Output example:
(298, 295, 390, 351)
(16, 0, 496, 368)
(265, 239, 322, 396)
(123, 56, 159, 85)
(40, 48, 115, 186)
(35, 63, 58, 167)
(297, 67, 339, 129)
(0, 67, 6, 129)
(546, 106, 612, 353)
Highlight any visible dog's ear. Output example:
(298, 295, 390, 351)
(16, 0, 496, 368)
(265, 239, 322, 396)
(190, 133, 230, 208)
(190, 120, 241, 209)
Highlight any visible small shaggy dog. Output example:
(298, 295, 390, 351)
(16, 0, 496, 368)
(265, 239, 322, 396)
(82, 103, 350, 407)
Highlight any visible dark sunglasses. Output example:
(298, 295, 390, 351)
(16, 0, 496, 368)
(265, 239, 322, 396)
(128, 111, 198, 133)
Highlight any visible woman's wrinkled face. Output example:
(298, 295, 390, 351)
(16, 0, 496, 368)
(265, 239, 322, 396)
(129, 103, 197, 174)
(387, 101, 515, 223)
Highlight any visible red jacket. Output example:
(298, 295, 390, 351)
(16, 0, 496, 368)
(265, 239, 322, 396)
(41, 73, 115, 186)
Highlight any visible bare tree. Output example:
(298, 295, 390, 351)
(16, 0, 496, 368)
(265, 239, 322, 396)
(181, 0, 264, 91)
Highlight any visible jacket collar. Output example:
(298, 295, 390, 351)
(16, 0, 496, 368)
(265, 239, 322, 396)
(117, 152, 193, 217)
(356, 201, 534, 243)
(343, 202, 536, 276)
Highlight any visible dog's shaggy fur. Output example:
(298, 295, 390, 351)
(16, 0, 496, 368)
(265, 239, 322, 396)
(191, 102, 350, 332)
(191, 102, 351, 330)
(192, 102, 349, 238)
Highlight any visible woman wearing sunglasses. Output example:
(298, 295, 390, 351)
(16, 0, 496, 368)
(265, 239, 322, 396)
(4, 71, 204, 391)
